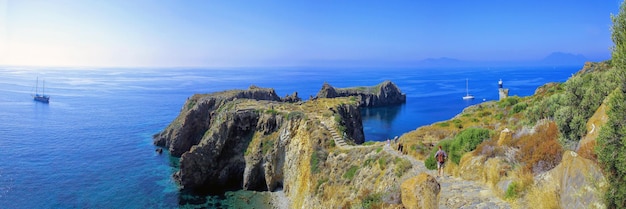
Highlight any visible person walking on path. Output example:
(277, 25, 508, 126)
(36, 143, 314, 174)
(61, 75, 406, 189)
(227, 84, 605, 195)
(435, 146, 448, 177)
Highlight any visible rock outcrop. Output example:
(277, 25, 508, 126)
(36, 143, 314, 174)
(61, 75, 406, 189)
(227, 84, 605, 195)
(401, 173, 440, 209)
(153, 86, 282, 157)
(153, 81, 419, 207)
(533, 151, 607, 208)
(315, 81, 406, 107)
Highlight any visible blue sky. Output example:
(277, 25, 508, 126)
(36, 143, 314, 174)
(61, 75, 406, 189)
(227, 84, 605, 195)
(0, 0, 621, 67)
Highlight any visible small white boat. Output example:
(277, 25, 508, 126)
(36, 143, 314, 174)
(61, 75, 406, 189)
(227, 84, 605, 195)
(462, 78, 475, 100)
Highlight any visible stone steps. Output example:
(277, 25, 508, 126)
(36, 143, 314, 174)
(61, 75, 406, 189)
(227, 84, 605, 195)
(319, 121, 349, 149)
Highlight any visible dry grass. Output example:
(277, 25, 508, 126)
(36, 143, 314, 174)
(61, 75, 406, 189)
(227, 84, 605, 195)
(521, 182, 560, 209)
(578, 140, 597, 161)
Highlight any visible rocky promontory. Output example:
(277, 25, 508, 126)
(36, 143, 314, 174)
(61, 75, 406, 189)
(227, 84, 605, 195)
(315, 80, 406, 107)
(153, 82, 412, 208)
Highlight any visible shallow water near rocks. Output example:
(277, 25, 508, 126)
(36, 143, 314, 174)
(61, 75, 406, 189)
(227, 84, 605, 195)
(0, 66, 577, 208)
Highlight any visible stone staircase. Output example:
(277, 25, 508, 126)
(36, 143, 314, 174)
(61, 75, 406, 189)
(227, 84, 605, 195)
(319, 121, 349, 148)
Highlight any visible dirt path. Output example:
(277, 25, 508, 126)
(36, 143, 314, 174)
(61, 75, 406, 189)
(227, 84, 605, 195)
(383, 146, 511, 209)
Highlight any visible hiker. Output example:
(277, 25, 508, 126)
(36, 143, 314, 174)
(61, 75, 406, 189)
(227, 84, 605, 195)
(435, 146, 448, 177)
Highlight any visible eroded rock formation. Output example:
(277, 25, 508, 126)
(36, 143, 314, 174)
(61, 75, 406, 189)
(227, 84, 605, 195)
(315, 80, 406, 107)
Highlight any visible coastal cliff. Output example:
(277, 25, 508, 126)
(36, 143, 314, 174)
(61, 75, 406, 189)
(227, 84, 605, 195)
(315, 80, 406, 107)
(154, 82, 413, 207)
(152, 85, 283, 157)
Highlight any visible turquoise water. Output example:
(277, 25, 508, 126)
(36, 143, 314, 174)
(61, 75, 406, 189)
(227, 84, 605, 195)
(0, 66, 578, 208)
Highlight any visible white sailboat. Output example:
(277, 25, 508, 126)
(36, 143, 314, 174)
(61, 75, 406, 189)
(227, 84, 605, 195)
(462, 78, 475, 100)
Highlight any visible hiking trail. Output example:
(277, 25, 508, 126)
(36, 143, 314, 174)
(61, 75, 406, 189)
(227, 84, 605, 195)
(383, 145, 511, 209)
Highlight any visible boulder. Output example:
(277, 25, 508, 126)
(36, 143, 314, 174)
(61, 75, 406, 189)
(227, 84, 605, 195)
(535, 151, 607, 208)
(401, 173, 440, 209)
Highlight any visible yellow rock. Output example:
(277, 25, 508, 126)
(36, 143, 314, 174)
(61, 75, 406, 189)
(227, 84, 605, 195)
(497, 128, 512, 146)
(401, 173, 440, 209)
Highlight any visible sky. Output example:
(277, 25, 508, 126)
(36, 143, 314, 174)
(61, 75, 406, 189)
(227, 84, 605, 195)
(0, 0, 622, 67)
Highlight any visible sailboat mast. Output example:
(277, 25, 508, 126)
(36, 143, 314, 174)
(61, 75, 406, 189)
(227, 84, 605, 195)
(43, 80, 45, 96)
(36, 77, 39, 95)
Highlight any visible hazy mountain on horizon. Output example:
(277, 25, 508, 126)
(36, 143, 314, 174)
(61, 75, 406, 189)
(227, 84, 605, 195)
(415, 52, 592, 68)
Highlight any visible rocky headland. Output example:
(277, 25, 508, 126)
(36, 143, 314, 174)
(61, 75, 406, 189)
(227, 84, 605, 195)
(154, 81, 421, 208)
(154, 63, 613, 208)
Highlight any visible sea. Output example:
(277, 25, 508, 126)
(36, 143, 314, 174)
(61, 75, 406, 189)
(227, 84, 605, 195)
(0, 65, 579, 208)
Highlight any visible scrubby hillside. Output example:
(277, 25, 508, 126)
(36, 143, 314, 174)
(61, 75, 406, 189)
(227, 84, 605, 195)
(397, 59, 619, 207)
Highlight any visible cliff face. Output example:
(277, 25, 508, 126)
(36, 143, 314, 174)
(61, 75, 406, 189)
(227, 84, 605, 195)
(315, 80, 406, 107)
(153, 86, 282, 157)
(155, 82, 416, 208)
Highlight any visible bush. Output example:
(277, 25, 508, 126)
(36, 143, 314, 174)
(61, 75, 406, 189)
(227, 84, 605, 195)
(505, 181, 521, 200)
(361, 193, 382, 209)
(425, 128, 490, 168)
(438, 122, 450, 127)
(343, 165, 359, 180)
(286, 111, 305, 120)
(311, 151, 320, 174)
(516, 122, 563, 174)
(394, 157, 412, 177)
(597, 88, 626, 208)
(498, 96, 520, 108)
(512, 102, 528, 114)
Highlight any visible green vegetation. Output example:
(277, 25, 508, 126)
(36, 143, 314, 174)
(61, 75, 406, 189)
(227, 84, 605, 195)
(505, 181, 521, 200)
(498, 96, 520, 108)
(315, 178, 329, 194)
(375, 147, 383, 153)
(311, 151, 320, 174)
(438, 122, 450, 127)
(597, 88, 626, 208)
(425, 128, 491, 169)
(362, 141, 376, 146)
(265, 108, 279, 115)
(343, 165, 359, 180)
(286, 111, 305, 120)
(378, 157, 389, 170)
(394, 157, 412, 177)
(511, 102, 527, 114)
(261, 139, 274, 154)
(360, 193, 382, 209)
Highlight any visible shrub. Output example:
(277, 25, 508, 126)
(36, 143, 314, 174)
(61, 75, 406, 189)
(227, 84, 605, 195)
(438, 122, 450, 127)
(512, 102, 528, 114)
(286, 111, 305, 120)
(361, 193, 382, 209)
(495, 113, 504, 120)
(425, 128, 490, 169)
(479, 111, 492, 117)
(498, 96, 520, 108)
(362, 141, 376, 146)
(505, 181, 521, 200)
(378, 157, 389, 170)
(516, 122, 563, 174)
(394, 157, 412, 177)
(311, 151, 320, 174)
(265, 109, 279, 115)
(315, 178, 328, 195)
(261, 139, 274, 154)
(597, 88, 626, 208)
(343, 165, 359, 180)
